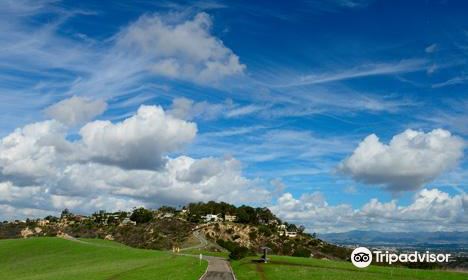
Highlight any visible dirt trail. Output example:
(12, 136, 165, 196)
(256, 263, 267, 280)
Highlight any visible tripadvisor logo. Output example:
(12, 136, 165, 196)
(351, 247, 372, 268)
(351, 247, 451, 268)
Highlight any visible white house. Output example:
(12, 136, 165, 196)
(37, 219, 49, 226)
(163, 213, 175, 218)
(279, 230, 297, 238)
(277, 224, 287, 230)
(285, 231, 297, 238)
(202, 214, 221, 222)
(224, 215, 237, 222)
(121, 218, 136, 226)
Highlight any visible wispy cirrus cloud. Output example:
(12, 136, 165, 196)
(432, 75, 468, 88)
(274, 59, 428, 88)
(0, 0, 245, 134)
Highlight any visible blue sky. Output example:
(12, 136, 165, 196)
(0, 0, 466, 232)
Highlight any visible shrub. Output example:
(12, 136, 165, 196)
(249, 230, 257, 240)
(217, 239, 251, 260)
(229, 245, 250, 260)
(293, 247, 311, 258)
(130, 208, 153, 224)
(258, 225, 272, 236)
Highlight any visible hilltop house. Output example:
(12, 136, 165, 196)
(37, 219, 49, 227)
(279, 230, 297, 238)
(277, 224, 297, 237)
(224, 214, 237, 222)
(277, 224, 286, 230)
(74, 215, 89, 222)
(120, 218, 136, 226)
(202, 214, 221, 222)
(162, 212, 175, 218)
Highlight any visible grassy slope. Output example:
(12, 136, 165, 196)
(0, 237, 207, 280)
(232, 255, 466, 280)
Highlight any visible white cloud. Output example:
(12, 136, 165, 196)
(0, 4, 245, 134)
(168, 97, 225, 120)
(0, 120, 69, 186)
(425, 43, 438, 53)
(432, 75, 468, 88)
(277, 59, 427, 87)
(45, 96, 107, 126)
(225, 104, 266, 118)
(427, 63, 437, 75)
(176, 157, 223, 183)
(419, 100, 468, 136)
(0, 104, 269, 220)
(80, 105, 197, 170)
(272, 188, 468, 233)
(114, 12, 245, 84)
(338, 129, 465, 192)
(167, 97, 266, 121)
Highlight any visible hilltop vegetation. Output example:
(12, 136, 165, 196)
(0, 237, 206, 280)
(0, 201, 349, 261)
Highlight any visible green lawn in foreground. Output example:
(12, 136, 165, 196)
(231, 255, 466, 280)
(0, 237, 207, 280)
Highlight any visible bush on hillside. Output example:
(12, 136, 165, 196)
(293, 247, 312, 258)
(217, 239, 251, 260)
(229, 245, 250, 260)
(130, 208, 153, 224)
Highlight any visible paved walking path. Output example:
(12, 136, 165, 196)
(180, 230, 208, 251)
(178, 230, 236, 280)
(199, 256, 235, 280)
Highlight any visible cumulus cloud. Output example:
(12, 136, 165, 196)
(0, 104, 269, 220)
(0, 120, 70, 186)
(80, 105, 197, 170)
(115, 12, 245, 84)
(176, 157, 223, 183)
(272, 188, 468, 233)
(338, 129, 465, 192)
(45, 96, 107, 126)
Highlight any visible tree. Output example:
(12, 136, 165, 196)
(118, 211, 128, 219)
(60, 208, 72, 219)
(45, 215, 58, 222)
(158, 206, 176, 213)
(287, 223, 297, 231)
(298, 225, 306, 234)
(130, 207, 153, 224)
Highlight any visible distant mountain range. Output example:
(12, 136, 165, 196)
(319, 230, 468, 247)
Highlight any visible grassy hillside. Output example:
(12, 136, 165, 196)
(0, 237, 207, 280)
(232, 255, 466, 280)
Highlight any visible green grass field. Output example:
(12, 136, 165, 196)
(231, 255, 466, 280)
(0, 237, 207, 280)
